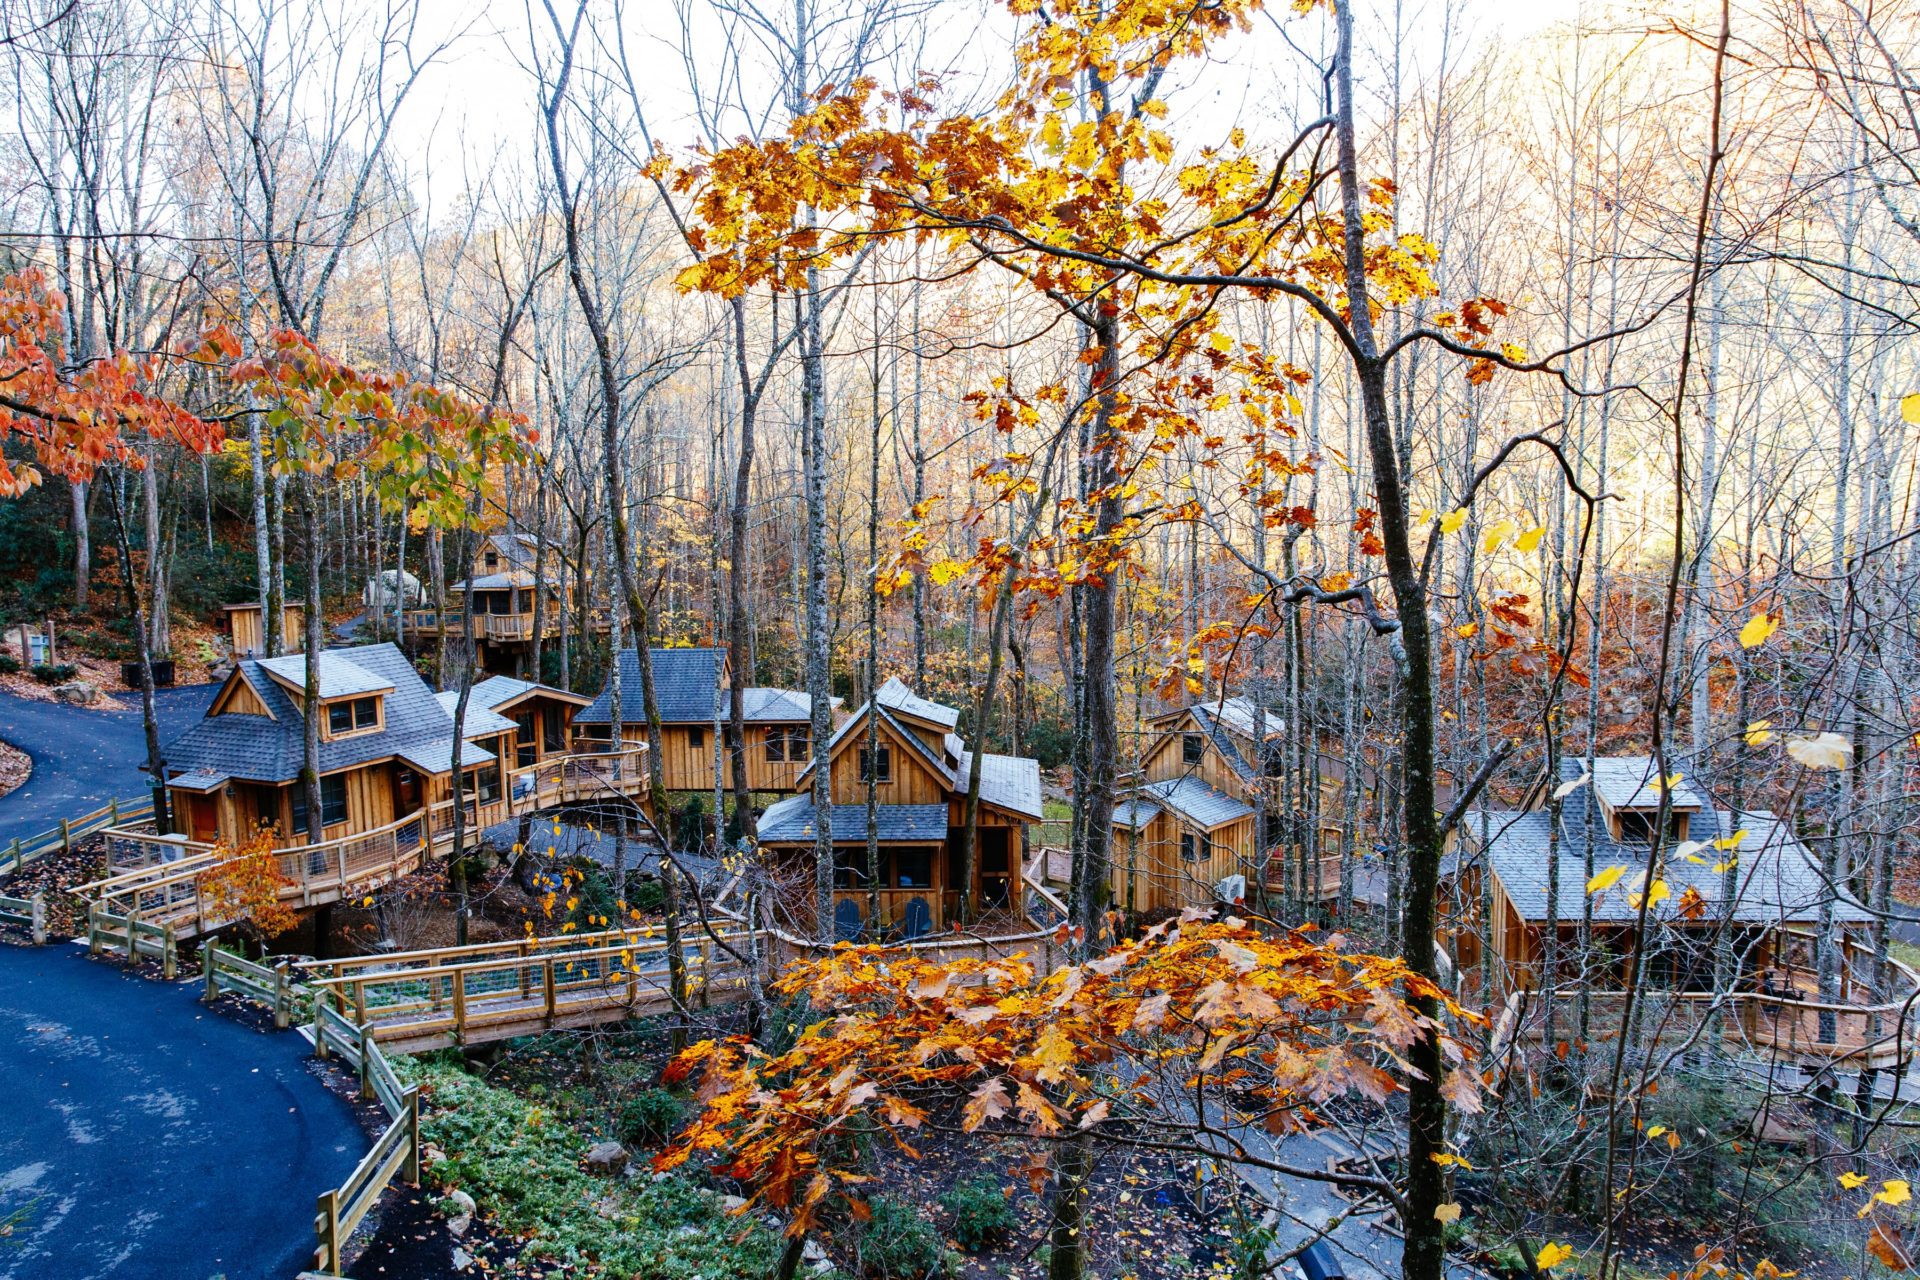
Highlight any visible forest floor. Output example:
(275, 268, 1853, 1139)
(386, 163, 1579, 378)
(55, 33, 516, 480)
(0, 739, 27, 800)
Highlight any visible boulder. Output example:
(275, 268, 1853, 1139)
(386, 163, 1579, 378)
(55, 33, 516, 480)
(443, 1188, 475, 1237)
(52, 680, 97, 706)
(583, 1140, 629, 1175)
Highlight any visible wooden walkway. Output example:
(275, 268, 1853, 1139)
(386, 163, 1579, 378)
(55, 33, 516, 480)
(301, 925, 754, 1052)
(66, 744, 659, 946)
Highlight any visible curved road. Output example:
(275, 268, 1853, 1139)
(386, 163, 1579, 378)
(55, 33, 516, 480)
(0, 685, 215, 841)
(0, 944, 363, 1279)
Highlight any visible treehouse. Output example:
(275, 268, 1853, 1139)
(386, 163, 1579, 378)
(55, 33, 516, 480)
(156, 643, 520, 848)
(1123, 696, 1346, 909)
(405, 533, 583, 671)
(222, 601, 306, 660)
(755, 677, 1044, 937)
(1453, 755, 1919, 1068)
(451, 675, 591, 770)
(573, 647, 832, 794)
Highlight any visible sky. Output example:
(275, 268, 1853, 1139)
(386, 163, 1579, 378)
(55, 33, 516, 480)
(381, 0, 1598, 211)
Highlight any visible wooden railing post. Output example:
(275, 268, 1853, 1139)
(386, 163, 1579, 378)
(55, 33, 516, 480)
(59, 817, 71, 854)
(125, 909, 139, 964)
(313, 1006, 329, 1061)
(202, 942, 219, 1001)
(451, 969, 467, 1040)
(353, 979, 367, 1026)
(314, 1189, 341, 1275)
(357, 1025, 374, 1100)
(275, 961, 291, 1030)
(28, 893, 45, 945)
(5, 837, 18, 876)
(161, 929, 176, 981)
(543, 957, 556, 1021)
(402, 1086, 421, 1183)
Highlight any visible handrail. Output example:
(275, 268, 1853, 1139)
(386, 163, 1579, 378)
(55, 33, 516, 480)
(298, 922, 703, 979)
(3, 795, 155, 876)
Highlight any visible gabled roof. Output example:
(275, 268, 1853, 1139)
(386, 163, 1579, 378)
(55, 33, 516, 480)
(398, 738, 498, 775)
(466, 675, 591, 713)
(432, 692, 521, 738)
(164, 644, 509, 786)
(1472, 759, 1868, 924)
(953, 749, 1045, 820)
(738, 687, 819, 723)
(1114, 798, 1162, 830)
(756, 797, 949, 844)
(255, 652, 395, 700)
(1588, 755, 1709, 810)
(800, 703, 957, 789)
(875, 676, 960, 729)
(1140, 777, 1256, 830)
(452, 571, 537, 591)
(575, 648, 724, 725)
(1186, 705, 1258, 782)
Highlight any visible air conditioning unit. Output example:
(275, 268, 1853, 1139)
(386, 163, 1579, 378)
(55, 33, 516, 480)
(1215, 873, 1246, 904)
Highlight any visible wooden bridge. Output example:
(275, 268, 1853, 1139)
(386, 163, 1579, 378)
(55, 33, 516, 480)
(66, 742, 658, 948)
(301, 924, 755, 1052)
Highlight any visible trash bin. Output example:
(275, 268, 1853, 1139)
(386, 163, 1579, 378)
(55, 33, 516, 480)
(121, 658, 176, 687)
(1300, 1241, 1345, 1280)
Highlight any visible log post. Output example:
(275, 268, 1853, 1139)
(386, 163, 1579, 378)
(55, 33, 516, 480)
(29, 893, 46, 945)
(402, 1087, 422, 1183)
(314, 1189, 341, 1275)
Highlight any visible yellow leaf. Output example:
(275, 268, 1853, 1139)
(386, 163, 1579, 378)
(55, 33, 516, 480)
(1786, 732, 1852, 770)
(1840, 1171, 1869, 1190)
(928, 558, 968, 586)
(1515, 526, 1545, 553)
(1903, 392, 1920, 424)
(1587, 865, 1627, 894)
(1880, 1180, 1913, 1207)
(1438, 509, 1468, 535)
(1646, 1125, 1667, 1138)
(1537, 1242, 1574, 1270)
(1430, 1152, 1474, 1169)
(1455, 622, 1478, 639)
(1739, 612, 1779, 648)
(1745, 720, 1773, 747)
(1481, 518, 1516, 553)
(1435, 1203, 1462, 1224)
(1208, 332, 1233, 353)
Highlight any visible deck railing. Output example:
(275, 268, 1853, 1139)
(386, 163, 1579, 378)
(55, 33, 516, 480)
(301, 924, 752, 1050)
(3, 795, 155, 876)
(505, 742, 648, 813)
(311, 1001, 420, 1275)
(1501, 938, 1920, 1069)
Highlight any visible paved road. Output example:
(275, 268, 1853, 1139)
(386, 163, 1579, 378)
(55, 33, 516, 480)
(0, 944, 363, 1279)
(0, 685, 215, 841)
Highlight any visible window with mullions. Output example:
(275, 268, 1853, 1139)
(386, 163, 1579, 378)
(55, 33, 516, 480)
(326, 697, 379, 736)
(1182, 732, 1206, 765)
(765, 726, 810, 762)
(291, 774, 349, 834)
(859, 746, 892, 784)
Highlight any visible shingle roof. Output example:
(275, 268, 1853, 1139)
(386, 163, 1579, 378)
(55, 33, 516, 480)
(1203, 695, 1285, 742)
(255, 652, 395, 699)
(875, 676, 960, 729)
(953, 749, 1045, 820)
(1473, 760, 1868, 924)
(756, 797, 950, 844)
(1113, 799, 1162, 830)
(164, 643, 508, 785)
(432, 692, 520, 737)
(1588, 755, 1710, 810)
(739, 687, 817, 722)
(575, 648, 723, 725)
(452, 571, 536, 591)
(398, 738, 498, 775)
(1187, 705, 1258, 782)
(1141, 777, 1256, 830)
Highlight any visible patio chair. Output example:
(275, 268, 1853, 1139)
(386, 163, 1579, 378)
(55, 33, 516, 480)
(901, 896, 932, 941)
(834, 897, 865, 943)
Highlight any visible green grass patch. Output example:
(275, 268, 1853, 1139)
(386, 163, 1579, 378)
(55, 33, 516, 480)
(1039, 798, 1071, 847)
(396, 1055, 782, 1279)
(1890, 940, 1920, 973)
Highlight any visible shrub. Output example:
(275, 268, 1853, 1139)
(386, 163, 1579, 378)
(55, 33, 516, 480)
(857, 1195, 953, 1279)
(626, 877, 666, 914)
(30, 662, 75, 684)
(0, 653, 18, 674)
(616, 1088, 685, 1148)
(938, 1176, 1016, 1253)
(395, 1056, 780, 1280)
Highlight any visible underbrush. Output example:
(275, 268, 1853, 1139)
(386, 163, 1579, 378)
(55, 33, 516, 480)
(395, 1054, 783, 1279)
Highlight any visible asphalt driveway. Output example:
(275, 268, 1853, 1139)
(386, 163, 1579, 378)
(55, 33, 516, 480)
(0, 685, 216, 842)
(0, 944, 363, 1279)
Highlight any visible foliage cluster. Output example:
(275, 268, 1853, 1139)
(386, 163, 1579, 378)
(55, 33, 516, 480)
(937, 1175, 1018, 1253)
(395, 1055, 783, 1280)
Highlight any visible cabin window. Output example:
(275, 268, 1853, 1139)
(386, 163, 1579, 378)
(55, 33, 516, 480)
(860, 746, 893, 784)
(895, 847, 934, 888)
(513, 712, 537, 769)
(463, 760, 501, 805)
(1182, 732, 1205, 765)
(833, 848, 869, 890)
(1180, 831, 1209, 863)
(292, 774, 349, 834)
(688, 727, 706, 751)
(327, 696, 379, 736)
(484, 551, 499, 569)
(1616, 810, 1686, 844)
(765, 726, 810, 762)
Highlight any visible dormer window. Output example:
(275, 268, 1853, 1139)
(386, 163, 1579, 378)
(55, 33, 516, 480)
(484, 551, 499, 570)
(1615, 809, 1690, 845)
(860, 746, 893, 783)
(325, 696, 380, 737)
(1182, 732, 1206, 765)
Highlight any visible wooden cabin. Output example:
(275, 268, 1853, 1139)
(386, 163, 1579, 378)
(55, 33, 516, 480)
(757, 677, 1045, 937)
(160, 643, 518, 847)
(1123, 696, 1337, 910)
(403, 533, 574, 672)
(574, 648, 830, 794)
(456, 675, 591, 770)
(222, 602, 306, 660)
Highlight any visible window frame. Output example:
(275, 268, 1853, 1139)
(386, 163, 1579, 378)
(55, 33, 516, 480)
(859, 745, 893, 784)
(325, 696, 380, 739)
(1182, 731, 1206, 766)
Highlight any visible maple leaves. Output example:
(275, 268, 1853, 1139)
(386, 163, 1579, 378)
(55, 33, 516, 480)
(0, 268, 231, 497)
(661, 912, 1483, 1238)
(195, 828, 298, 937)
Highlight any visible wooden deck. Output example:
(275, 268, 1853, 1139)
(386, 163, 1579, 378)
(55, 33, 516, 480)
(302, 925, 752, 1051)
(69, 743, 654, 942)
